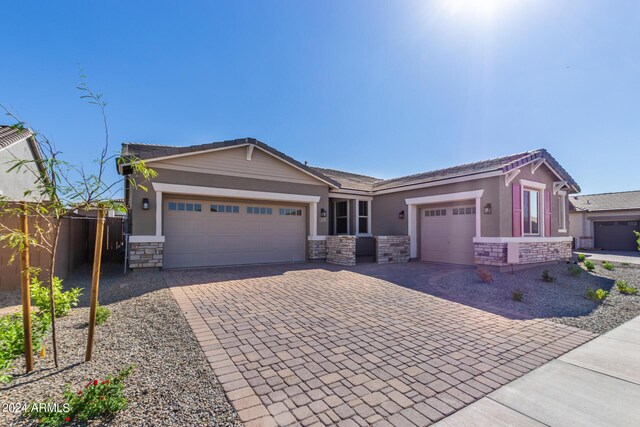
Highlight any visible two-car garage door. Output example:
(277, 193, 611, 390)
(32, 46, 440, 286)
(163, 199, 306, 269)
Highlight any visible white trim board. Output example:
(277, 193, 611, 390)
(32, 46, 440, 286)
(375, 171, 500, 195)
(152, 182, 321, 203)
(129, 235, 166, 243)
(473, 237, 572, 243)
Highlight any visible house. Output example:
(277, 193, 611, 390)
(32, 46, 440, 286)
(570, 190, 640, 251)
(0, 125, 43, 201)
(117, 139, 579, 270)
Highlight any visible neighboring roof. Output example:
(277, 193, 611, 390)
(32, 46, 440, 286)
(310, 167, 381, 192)
(570, 190, 640, 212)
(0, 125, 33, 150)
(121, 138, 341, 188)
(121, 140, 579, 194)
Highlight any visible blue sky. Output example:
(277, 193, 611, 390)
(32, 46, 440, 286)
(1, 0, 638, 195)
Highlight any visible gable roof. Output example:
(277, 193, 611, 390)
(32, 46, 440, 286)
(120, 139, 579, 195)
(0, 125, 34, 150)
(120, 138, 341, 188)
(570, 190, 640, 212)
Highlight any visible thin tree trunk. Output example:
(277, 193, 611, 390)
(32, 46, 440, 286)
(85, 209, 106, 362)
(20, 203, 34, 373)
(48, 217, 62, 368)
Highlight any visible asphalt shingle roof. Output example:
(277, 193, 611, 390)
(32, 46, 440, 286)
(0, 125, 33, 149)
(570, 190, 640, 212)
(121, 141, 580, 194)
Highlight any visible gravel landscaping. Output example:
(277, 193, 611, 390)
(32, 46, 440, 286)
(1, 265, 241, 426)
(376, 258, 640, 334)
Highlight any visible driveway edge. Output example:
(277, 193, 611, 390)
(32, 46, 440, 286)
(171, 286, 277, 427)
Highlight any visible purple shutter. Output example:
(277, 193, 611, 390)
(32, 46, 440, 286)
(544, 189, 552, 237)
(512, 184, 522, 237)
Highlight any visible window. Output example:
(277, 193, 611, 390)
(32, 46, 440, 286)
(247, 206, 272, 215)
(424, 209, 447, 217)
(279, 208, 302, 216)
(169, 202, 201, 212)
(557, 192, 566, 231)
(358, 200, 369, 234)
(210, 204, 239, 213)
(523, 189, 540, 235)
(335, 200, 348, 234)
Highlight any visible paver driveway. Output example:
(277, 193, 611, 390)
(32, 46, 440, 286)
(165, 263, 595, 427)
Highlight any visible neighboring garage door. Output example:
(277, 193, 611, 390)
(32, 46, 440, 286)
(164, 199, 306, 268)
(421, 204, 475, 265)
(594, 220, 639, 251)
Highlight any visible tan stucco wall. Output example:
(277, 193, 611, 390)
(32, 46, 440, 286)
(496, 163, 572, 238)
(0, 138, 40, 201)
(371, 176, 502, 237)
(130, 167, 329, 236)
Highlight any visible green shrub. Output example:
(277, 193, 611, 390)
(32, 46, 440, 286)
(584, 260, 595, 271)
(585, 288, 609, 302)
(512, 291, 523, 302)
(616, 280, 638, 295)
(30, 276, 82, 318)
(621, 262, 630, 266)
(568, 265, 583, 277)
(25, 366, 134, 426)
(542, 269, 556, 283)
(602, 261, 614, 271)
(577, 253, 586, 263)
(95, 306, 111, 326)
(0, 312, 51, 383)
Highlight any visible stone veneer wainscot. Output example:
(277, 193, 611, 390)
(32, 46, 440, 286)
(474, 239, 572, 267)
(326, 236, 356, 266)
(307, 237, 327, 261)
(129, 241, 164, 268)
(375, 236, 410, 264)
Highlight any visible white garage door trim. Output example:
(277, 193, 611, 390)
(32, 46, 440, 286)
(405, 190, 484, 258)
(152, 182, 321, 237)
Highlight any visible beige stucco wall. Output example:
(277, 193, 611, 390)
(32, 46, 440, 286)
(129, 167, 329, 236)
(497, 163, 572, 238)
(371, 176, 502, 237)
(371, 162, 572, 239)
(0, 138, 40, 201)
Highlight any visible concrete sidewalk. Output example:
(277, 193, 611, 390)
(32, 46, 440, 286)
(435, 315, 640, 427)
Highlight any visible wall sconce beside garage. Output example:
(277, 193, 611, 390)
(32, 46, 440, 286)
(484, 203, 492, 214)
(142, 198, 150, 210)
(398, 210, 405, 220)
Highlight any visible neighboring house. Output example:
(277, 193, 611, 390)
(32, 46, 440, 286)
(0, 125, 43, 201)
(570, 191, 640, 251)
(118, 138, 579, 270)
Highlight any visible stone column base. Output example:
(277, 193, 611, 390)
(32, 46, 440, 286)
(129, 239, 164, 268)
(308, 237, 327, 261)
(326, 236, 356, 266)
(474, 239, 572, 267)
(375, 236, 410, 264)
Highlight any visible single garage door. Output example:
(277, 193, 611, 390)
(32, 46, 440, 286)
(594, 220, 639, 251)
(164, 199, 306, 268)
(421, 204, 475, 265)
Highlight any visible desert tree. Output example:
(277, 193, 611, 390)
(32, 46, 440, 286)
(0, 73, 156, 369)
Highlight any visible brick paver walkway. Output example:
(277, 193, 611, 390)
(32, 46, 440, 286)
(165, 264, 596, 427)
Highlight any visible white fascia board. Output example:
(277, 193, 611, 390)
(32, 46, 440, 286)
(473, 237, 572, 243)
(129, 235, 166, 243)
(141, 144, 248, 165)
(308, 235, 327, 241)
(373, 171, 501, 195)
(329, 192, 374, 201)
(405, 189, 484, 206)
(152, 182, 321, 203)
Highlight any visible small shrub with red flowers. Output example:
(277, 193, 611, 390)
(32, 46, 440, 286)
(25, 366, 134, 426)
